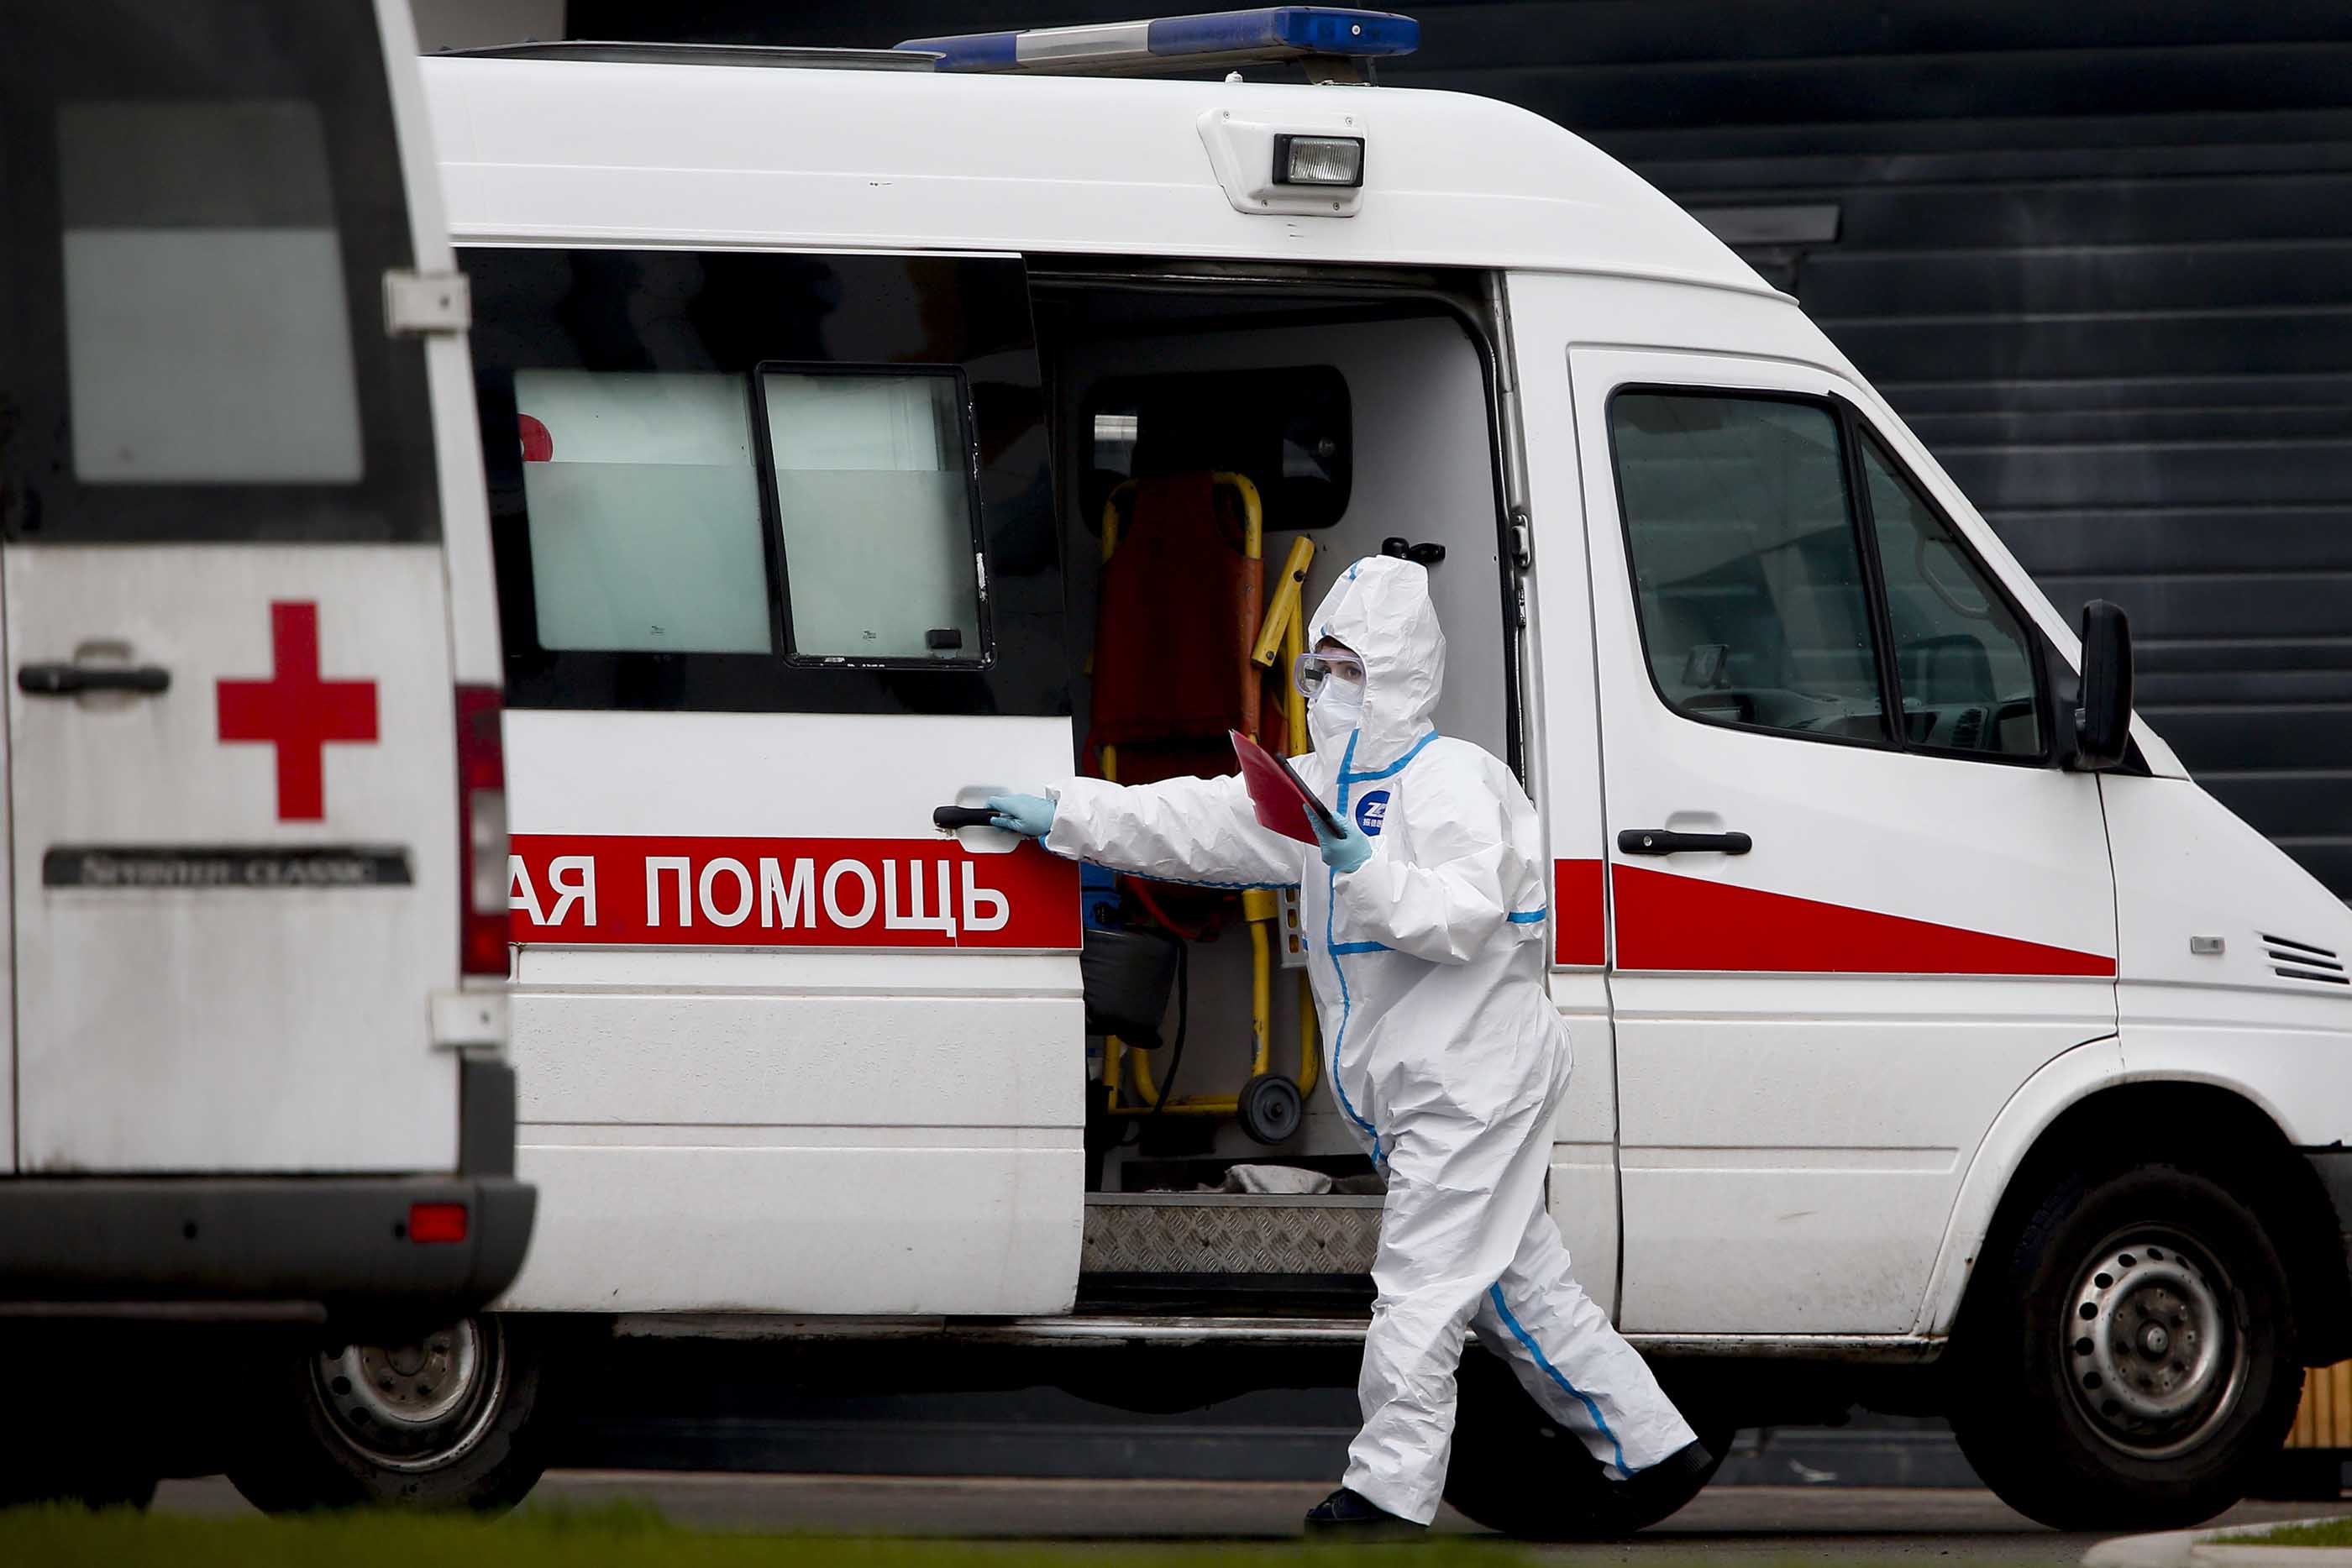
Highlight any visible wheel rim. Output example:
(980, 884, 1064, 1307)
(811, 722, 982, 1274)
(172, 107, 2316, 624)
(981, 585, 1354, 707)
(2061, 1229, 2248, 1460)
(309, 1315, 507, 1472)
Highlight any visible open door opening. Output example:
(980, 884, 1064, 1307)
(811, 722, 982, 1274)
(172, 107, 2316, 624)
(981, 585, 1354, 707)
(1033, 265, 1521, 1309)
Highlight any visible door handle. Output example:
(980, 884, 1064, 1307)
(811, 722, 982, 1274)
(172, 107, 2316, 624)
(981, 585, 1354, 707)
(933, 805, 998, 831)
(18, 663, 171, 696)
(1618, 828, 1752, 856)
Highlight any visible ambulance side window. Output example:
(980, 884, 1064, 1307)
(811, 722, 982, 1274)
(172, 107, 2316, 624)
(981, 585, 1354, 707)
(516, 370, 775, 656)
(758, 368, 984, 662)
(1609, 391, 1889, 745)
(0, 3, 438, 542)
(1861, 434, 2047, 759)
(509, 364, 987, 663)
(465, 247, 1063, 716)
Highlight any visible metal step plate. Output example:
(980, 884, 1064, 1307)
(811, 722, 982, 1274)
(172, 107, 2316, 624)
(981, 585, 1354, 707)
(1083, 1193, 1381, 1276)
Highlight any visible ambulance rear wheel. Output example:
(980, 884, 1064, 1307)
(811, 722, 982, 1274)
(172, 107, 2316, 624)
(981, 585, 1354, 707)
(1442, 1349, 1728, 1539)
(228, 1313, 554, 1513)
(1236, 1073, 1304, 1146)
(1948, 1157, 2304, 1531)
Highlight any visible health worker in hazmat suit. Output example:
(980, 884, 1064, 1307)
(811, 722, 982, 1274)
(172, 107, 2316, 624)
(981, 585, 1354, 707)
(976, 556, 1705, 1535)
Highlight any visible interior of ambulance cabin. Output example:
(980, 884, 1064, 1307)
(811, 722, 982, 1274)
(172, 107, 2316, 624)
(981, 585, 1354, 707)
(1032, 272, 1516, 1198)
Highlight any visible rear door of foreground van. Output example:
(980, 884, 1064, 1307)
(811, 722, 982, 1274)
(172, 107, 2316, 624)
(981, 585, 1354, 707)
(0, 11, 469, 1176)
(1565, 346, 2120, 1336)
(470, 247, 1084, 1314)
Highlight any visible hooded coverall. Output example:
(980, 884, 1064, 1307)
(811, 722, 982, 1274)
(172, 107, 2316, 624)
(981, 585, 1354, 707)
(1046, 556, 1695, 1523)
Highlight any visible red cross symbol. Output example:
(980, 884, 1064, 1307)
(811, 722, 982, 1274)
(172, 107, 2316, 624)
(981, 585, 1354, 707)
(217, 602, 380, 822)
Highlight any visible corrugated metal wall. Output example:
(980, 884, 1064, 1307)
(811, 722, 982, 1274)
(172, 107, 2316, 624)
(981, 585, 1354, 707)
(572, 0, 2352, 900)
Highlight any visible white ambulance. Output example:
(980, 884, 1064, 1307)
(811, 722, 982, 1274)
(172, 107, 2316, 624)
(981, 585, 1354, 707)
(328, 8, 2349, 1530)
(0, 0, 527, 1507)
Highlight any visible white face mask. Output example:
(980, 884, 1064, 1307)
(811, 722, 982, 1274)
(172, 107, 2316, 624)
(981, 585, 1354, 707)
(1309, 673, 1365, 753)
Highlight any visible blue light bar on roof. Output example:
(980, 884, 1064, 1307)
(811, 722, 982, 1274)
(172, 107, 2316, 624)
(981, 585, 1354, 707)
(896, 8, 1420, 77)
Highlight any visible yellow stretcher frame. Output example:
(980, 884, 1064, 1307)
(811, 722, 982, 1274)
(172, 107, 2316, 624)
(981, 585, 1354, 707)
(1094, 475, 1320, 1118)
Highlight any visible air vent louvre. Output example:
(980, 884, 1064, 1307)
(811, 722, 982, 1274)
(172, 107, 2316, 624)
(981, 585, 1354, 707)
(1951, 708, 1986, 750)
(2263, 932, 2347, 985)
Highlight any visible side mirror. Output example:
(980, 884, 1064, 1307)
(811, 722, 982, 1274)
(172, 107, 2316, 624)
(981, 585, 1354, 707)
(2070, 600, 2134, 771)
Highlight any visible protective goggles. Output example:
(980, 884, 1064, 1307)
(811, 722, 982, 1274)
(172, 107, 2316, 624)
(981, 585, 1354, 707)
(1293, 650, 1368, 700)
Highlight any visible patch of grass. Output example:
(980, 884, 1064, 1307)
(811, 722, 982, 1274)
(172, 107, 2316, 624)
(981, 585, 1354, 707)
(2218, 1516, 2352, 1548)
(0, 1501, 1537, 1568)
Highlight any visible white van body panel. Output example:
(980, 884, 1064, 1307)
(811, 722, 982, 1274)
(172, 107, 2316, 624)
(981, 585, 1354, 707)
(2103, 773, 2352, 1144)
(1514, 272, 1627, 1319)
(423, 329, 502, 689)
(1914, 773, 2352, 1337)
(8, 8, 496, 1172)
(422, 60, 1767, 295)
(10, 549, 462, 1171)
(500, 709, 1083, 1314)
(377, 0, 501, 689)
(428, 52, 2344, 1349)
(1912, 1034, 2129, 1336)
(507, 983, 1079, 1314)
(1566, 338, 2118, 1334)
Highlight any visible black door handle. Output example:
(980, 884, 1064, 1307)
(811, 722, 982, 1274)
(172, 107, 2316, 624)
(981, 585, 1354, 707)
(1380, 536, 1446, 567)
(1618, 828, 1752, 856)
(933, 805, 999, 831)
(18, 663, 170, 696)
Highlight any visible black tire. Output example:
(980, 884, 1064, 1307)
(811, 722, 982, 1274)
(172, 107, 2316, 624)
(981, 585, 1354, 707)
(1236, 1072, 1305, 1146)
(1442, 1347, 1730, 1539)
(227, 1313, 556, 1513)
(1949, 1157, 2307, 1531)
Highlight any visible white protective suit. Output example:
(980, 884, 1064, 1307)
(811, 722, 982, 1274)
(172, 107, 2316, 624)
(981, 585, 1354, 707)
(1047, 557, 1694, 1523)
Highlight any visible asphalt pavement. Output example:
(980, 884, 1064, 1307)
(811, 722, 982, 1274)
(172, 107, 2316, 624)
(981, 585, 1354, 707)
(149, 1471, 2352, 1563)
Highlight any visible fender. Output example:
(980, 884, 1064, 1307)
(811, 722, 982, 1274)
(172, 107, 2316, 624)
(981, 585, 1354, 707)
(1913, 1034, 2319, 1338)
(1913, 1033, 2124, 1338)
(2111, 1030, 2344, 1150)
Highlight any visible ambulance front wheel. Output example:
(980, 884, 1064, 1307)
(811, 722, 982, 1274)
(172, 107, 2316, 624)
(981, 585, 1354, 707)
(1236, 1073, 1305, 1146)
(1947, 1156, 2305, 1531)
(227, 1312, 556, 1513)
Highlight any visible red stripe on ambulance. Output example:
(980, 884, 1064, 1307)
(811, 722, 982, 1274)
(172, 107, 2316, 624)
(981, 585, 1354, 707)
(1609, 863, 2114, 977)
(1551, 857, 1607, 968)
(508, 836, 1079, 950)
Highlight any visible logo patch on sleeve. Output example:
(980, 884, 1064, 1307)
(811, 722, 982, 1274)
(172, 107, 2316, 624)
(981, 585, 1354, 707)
(1354, 790, 1392, 836)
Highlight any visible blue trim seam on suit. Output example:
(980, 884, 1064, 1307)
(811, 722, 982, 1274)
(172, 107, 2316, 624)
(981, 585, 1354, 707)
(1323, 729, 1381, 1160)
(1507, 908, 1549, 925)
(1487, 1282, 1630, 1474)
(1320, 727, 1441, 1162)
(1337, 729, 1439, 789)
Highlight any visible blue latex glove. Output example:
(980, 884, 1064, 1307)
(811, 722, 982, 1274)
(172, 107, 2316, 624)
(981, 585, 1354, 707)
(1310, 807, 1373, 874)
(987, 792, 1057, 839)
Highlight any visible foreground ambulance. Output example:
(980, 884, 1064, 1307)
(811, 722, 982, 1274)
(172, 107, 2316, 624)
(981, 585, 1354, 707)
(286, 9, 2351, 1529)
(0, 0, 528, 1508)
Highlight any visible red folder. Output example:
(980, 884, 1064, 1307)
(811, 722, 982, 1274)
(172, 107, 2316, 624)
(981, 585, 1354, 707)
(1230, 729, 1343, 845)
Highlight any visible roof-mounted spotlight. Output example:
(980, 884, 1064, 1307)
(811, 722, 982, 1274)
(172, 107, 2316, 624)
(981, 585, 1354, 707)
(1273, 133, 1364, 187)
(1200, 106, 1368, 218)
